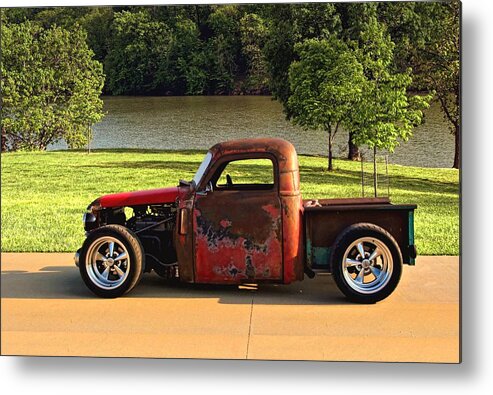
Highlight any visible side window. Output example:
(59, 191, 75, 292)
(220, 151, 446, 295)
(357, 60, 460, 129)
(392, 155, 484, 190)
(215, 158, 275, 190)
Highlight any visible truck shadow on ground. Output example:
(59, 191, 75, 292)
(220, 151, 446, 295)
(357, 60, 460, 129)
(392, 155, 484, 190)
(1, 265, 349, 305)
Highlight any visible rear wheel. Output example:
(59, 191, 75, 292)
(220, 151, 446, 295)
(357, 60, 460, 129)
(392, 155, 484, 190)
(330, 223, 402, 303)
(79, 225, 144, 298)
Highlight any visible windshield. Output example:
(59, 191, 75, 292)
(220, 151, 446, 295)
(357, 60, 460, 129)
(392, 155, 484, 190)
(192, 152, 212, 187)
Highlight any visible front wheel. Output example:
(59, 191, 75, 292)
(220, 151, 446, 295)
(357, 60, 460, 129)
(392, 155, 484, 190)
(79, 225, 144, 298)
(330, 223, 402, 304)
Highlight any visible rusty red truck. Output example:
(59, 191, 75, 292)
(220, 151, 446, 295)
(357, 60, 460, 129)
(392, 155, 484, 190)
(75, 138, 416, 303)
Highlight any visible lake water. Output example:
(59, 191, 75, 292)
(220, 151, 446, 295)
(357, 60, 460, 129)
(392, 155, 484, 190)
(50, 96, 454, 168)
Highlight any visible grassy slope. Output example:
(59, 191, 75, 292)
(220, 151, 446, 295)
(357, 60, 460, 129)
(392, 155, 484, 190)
(1, 150, 459, 254)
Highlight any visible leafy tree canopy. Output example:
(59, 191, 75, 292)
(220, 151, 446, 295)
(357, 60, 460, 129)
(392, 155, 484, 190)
(264, 3, 341, 108)
(206, 5, 242, 93)
(1, 21, 105, 151)
(411, 1, 460, 167)
(350, 16, 432, 151)
(1, 4, 459, 166)
(105, 10, 172, 95)
(287, 37, 365, 170)
(240, 13, 269, 93)
(165, 17, 208, 95)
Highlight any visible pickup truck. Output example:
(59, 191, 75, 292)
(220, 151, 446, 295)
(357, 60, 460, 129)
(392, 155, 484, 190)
(75, 138, 416, 303)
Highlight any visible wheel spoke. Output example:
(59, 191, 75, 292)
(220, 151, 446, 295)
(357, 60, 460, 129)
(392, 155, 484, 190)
(113, 265, 125, 278)
(101, 266, 110, 281)
(370, 266, 382, 279)
(356, 242, 365, 258)
(108, 242, 115, 257)
(368, 248, 381, 261)
(355, 268, 365, 284)
(342, 236, 394, 295)
(86, 236, 132, 290)
(346, 258, 361, 267)
(114, 252, 127, 262)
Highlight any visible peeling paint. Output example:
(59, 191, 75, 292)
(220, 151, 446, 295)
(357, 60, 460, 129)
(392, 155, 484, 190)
(193, 198, 283, 283)
(178, 138, 305, 285)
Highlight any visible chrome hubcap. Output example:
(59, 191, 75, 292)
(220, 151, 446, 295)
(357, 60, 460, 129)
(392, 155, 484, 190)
(86, 237, 130, 290)
(342, 237, 393, 294)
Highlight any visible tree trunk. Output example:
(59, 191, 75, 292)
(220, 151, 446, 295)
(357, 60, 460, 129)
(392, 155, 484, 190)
(328, 130, 334, 171)
(1, 127, 6, 152)
(87, 125, 91, 154)
(453, 124, 460, 169)
(348, 132, 361, 161)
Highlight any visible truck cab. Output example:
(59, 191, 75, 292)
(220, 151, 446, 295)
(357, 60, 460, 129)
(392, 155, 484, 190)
(76, 138, 416, 303)
(175, 138, 304, 285)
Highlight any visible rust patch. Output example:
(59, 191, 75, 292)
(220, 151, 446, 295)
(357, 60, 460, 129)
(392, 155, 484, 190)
(280, 194, 304, 284)
(174, 187, 195, 282)
(193, 191, 283, 283)
(194, 192, 278, 245)
(220, 219, 232, 228)
(188, 138, 304, 284)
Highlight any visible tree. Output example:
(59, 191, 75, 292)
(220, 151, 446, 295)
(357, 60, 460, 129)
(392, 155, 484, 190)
(1, 22, 105, 151)
(78, 7, 114, 63)
(31, 7, 90, 30)
(239, 13, 269, 94)
(264, 3, 340, 109)
(206, 5, 243, 94)
(105, 10, 172, 95)
(350, 17, 431, 154)
(264, 4, 356, 159)
(337, 2, 380, 161)
(163, 17, 208, 95)
(287, 37, 365, 171)
(372, 1, 423, 74)
(412, 1, 460, 168)
(3, 7, 40, 24)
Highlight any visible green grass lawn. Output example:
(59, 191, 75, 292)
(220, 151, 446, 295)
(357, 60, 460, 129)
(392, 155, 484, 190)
(1, 149, 459, 255)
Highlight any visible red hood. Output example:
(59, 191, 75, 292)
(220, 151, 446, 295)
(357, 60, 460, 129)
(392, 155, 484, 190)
(98, 186, 179, 208)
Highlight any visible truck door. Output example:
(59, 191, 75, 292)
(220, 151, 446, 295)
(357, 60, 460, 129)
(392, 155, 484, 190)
(193, 155, 283, 283)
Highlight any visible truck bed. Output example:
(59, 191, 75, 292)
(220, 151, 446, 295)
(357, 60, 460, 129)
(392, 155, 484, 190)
(303, 197, 417, 271)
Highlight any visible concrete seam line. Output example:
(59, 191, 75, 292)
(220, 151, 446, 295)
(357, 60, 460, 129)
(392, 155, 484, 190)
(245, 293, 254, 359)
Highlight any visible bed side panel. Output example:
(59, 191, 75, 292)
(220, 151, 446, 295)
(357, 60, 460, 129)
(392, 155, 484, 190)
(304, 205, 416, 270)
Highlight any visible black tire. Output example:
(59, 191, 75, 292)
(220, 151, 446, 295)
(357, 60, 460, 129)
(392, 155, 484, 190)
(330, 223, 402, 304)
(79, 224, 145, 298)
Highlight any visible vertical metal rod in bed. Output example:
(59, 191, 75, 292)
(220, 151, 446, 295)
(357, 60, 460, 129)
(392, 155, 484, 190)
(386, 155, 390, 197)
(373, 146, 378, 198)
(361, 156, 365, 198)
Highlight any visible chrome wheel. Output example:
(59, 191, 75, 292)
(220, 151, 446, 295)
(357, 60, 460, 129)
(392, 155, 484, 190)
(85, 236, 130, 290)
(342, 237, 393, 295)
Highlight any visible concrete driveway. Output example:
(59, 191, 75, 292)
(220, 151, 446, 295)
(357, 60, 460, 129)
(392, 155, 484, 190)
(1, 253, 459, 362)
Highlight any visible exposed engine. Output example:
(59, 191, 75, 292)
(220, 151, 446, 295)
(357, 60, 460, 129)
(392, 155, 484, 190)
(90, 204, 179, 279)
(127, 204, 178, 279)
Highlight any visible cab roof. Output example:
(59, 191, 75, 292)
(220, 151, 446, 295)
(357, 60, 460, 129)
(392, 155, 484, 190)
(209, 138, 299, 173)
